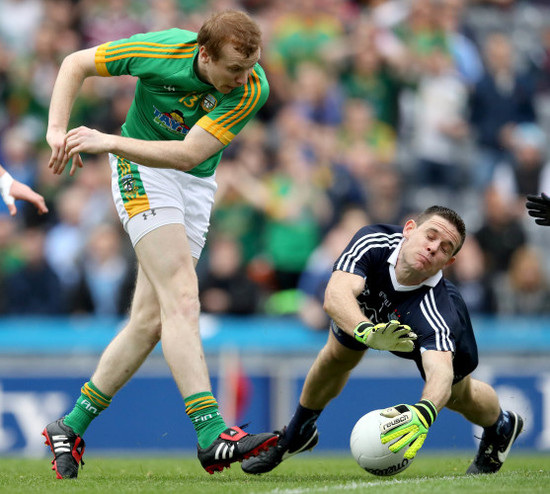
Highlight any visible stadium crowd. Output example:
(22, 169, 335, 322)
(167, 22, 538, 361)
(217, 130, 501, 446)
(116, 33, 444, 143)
(1, 0, 550, 323)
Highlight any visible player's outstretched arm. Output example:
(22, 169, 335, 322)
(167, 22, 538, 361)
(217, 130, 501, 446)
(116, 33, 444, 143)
(379, 350, 453, 459)
(0, 167, 48, 216)
(526, 193, 550, 226)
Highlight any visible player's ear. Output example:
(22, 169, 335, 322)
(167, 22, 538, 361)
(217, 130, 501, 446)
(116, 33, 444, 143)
(198, 45, 211, 63)
(402, 219, 417, 239)
(444, 256, 456, 268)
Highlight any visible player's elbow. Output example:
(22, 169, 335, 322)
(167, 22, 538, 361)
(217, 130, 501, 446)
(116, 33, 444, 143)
(322, 286, 338, 317)
(62, 47, 99, 78)
(175, 158, 197, 172)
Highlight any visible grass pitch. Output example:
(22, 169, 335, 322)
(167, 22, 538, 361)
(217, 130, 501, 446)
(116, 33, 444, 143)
(1, 453, 549, 493)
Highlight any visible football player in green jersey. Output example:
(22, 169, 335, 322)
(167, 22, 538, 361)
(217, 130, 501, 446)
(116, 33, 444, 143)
(42, 10, 277, 478)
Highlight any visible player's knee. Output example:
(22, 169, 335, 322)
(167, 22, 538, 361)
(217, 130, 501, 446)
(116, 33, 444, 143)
(447, 376, 475, 412)
(322, 343, 361, 373)
(127, 302, 162, 342)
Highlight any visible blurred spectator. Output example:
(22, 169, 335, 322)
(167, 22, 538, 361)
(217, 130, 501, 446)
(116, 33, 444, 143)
(474, 185, 527, 276)
(0, 125, 39, 189)
(391, 0, 449, 74)
(337, 98, 396, 166)
(492, 122, 550, 205)
(229, 139, 332, 291)
(411, 46, 470, 193)
(536, 24, 550, 95)
(446, 234, 495, 315)
(435, 0, 484, 87)
(365, 163, 413, 224)
(310, 125, 366, 229)
(337, 15, 408, 128)
(263, 0, 347, 105)
(43, 185, 88, 300)
(298, 206, 369, 330)
(144, 0, 186, 31)
(0, 0, 44, 56)
(199, 233, 262, 315)
(1, 227, 63, 314)
(492, 245, 550, 315)
(69, 223, 134, 315)
(292, 61, 344, 127)
(0, 215, 21, 279)
(79, 0, 146, 47)
(469, 32, 538, 189)
(213, 121, 271, 264)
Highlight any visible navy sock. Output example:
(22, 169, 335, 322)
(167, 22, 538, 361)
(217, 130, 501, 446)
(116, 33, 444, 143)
(283, 404, 322, 449)
(485, 410, 512, 439)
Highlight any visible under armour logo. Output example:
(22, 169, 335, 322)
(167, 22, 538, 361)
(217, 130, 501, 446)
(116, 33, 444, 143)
(164, 85, 176, 92)
(142, 209, 157, 220)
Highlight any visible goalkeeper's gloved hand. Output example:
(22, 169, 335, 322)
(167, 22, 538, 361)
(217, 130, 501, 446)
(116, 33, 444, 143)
(353, 320, 416, 352)
(526, 192, 550, 226)
(379, 400, 438, 459)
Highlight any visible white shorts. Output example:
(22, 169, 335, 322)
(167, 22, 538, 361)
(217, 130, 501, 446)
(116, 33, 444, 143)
(109, 153, 217, 259)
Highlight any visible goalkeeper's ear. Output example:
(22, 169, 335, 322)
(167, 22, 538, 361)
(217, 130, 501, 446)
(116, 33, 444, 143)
(443, 256, 456, 269)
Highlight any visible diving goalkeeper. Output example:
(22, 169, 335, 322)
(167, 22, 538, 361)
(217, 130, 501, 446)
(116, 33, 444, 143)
(242, 205, 523, 476)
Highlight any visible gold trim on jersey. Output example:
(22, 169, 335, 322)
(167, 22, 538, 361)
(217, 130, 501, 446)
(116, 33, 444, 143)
(214, 70, 262, 131)
(95, 41, 197, 75)
(198, 70, 263, 143)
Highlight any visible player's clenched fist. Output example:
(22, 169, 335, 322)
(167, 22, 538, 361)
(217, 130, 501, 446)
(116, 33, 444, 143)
(353, 320, 417, 352)
(380, 400, 438, 459)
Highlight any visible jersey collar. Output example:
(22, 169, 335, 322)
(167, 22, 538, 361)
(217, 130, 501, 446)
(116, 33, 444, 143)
(387, 239, 442, 292)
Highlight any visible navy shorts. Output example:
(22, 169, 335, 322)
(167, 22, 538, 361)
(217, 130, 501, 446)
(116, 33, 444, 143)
(330, 316, 478, 385)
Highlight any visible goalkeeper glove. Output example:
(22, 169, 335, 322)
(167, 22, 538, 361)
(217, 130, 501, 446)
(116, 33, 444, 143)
(353, 320, 416, 352)
(380, 400, 438, 459)
(526, 192, 550, 226)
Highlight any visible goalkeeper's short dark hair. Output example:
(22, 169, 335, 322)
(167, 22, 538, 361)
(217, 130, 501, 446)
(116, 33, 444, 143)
(416, 205, 466, 255)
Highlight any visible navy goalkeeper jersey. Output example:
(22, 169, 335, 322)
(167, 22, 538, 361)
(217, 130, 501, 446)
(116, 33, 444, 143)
(333, 223, 478, 382)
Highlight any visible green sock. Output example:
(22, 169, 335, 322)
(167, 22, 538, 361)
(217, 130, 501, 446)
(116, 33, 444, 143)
(63, 381, 112, 437)
(185, 391, 228, 449)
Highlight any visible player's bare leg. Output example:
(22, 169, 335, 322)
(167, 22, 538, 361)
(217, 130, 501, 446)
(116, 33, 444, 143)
(243, 330, 365, 474)
(300, 330, 365, 410)
(131, 223, 277, 473)
(91, 265, 163, 395)
(446, 375, 500, 426)
(132, 223, 211, 397)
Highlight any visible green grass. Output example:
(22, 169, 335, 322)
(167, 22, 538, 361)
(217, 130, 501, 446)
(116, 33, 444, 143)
(1, 454, 549, 493)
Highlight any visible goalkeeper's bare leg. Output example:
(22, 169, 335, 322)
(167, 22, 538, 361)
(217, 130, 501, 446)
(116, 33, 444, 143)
(446, 375, 524, 474)
(242, 330, 365, 474)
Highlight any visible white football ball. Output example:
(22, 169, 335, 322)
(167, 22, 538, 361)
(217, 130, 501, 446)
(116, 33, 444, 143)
(350, 409, 414, 476)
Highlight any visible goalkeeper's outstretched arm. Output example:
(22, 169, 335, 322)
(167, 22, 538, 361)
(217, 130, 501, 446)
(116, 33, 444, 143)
(380, 350, 454, 459)
(323, 270, 416, 352)
(323, 270, 372, 336)
(420, 350, 454, 410)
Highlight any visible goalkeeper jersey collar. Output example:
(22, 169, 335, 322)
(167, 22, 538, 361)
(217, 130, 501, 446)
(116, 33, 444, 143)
(387, 239, 443, 292)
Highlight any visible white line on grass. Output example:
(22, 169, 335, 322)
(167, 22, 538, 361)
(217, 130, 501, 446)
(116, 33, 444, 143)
(256, 476, 460, 494)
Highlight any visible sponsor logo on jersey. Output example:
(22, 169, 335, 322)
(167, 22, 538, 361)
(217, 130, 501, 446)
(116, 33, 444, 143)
(153, 107, 190, 135)
(201, 94, 217, 112)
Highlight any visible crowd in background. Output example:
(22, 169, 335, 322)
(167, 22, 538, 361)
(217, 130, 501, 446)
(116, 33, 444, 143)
(1, 0, 550, 326)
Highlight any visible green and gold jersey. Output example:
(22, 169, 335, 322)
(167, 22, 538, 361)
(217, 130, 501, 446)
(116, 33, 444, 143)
(94, 28, 269, 177)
